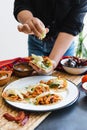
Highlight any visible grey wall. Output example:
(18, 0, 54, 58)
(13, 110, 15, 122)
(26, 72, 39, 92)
(0, 0, 28, 60)
(0, 1, 87, 60)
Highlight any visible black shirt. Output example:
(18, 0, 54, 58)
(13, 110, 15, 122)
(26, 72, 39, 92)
(13, 0, 87, 37)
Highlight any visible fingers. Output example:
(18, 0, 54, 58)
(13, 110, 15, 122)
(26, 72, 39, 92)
(17, 23, 43, 37)
(51, 60, 57, 69)
(46, 28, 49, 34)
(29, 62, 42, 72)
(17, 24, 33, 34)
(17, 17, 49, 38)
(29, 21, 43, 38)
(32, 18, 45, 34)
(29, 61, 53, 75)
(32, 18, 49, 39)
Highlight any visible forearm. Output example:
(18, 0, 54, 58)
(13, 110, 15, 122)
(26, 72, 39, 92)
(49, 32, 75, 66)
(17, 10, 33, 24)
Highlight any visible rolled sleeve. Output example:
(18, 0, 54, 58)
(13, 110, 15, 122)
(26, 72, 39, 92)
(13, 0, 32, 21)
(60, 0, 87, 36)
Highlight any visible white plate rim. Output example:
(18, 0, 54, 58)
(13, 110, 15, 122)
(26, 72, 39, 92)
(3, 76, 79, 112)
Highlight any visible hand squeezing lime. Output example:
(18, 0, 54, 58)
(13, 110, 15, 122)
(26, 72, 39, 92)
(39, 29, 46, 40)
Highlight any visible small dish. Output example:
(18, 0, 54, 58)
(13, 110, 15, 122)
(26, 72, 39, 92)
(60, 58, 87, 75)
(13, 62, 34, 77)
(82, 82, 87, 95)
(0, 71, 12, 86)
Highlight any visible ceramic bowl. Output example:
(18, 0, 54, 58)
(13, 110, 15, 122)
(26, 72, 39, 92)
(13, 62, 34, 77)
(82, 82, 87, 95)
(0, 71, 12, 86)
(60, 58, 87, 75)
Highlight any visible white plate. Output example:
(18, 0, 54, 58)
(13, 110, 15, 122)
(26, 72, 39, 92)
(3, 76, 79, 112)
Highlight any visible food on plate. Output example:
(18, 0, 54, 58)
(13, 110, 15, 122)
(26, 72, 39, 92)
(2, 83, 50, 102)
(2, 89, 24, 101)
(22, 83, 50, 98)
(82, 74, 87, 83)
(40, 77, 67, 91)
(29, 54, 53, 74)
(2, 76, 67, 105)
(28, 83, 50, 98)
(35, 93, 62, 105)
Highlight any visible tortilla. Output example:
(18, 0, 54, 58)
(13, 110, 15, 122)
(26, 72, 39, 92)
(29, 54, 53, 74)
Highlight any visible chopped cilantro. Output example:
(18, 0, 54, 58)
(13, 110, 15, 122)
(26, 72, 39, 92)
(49, 83, 60, 88)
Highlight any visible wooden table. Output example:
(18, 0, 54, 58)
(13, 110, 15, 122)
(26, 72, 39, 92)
(0, 71, 82, 130)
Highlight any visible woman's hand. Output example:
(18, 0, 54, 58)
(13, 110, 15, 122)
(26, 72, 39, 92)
(29, 59, 57, 76)
(17, 17, 49, 39)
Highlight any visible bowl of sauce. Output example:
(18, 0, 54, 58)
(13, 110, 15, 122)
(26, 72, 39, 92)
(13, 62, 34, 77)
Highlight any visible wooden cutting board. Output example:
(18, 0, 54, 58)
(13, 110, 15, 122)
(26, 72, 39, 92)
(0, 71, 82, 130)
